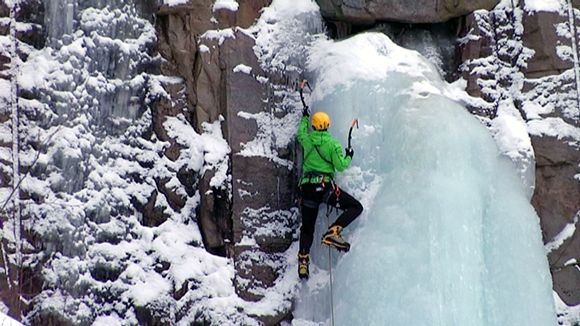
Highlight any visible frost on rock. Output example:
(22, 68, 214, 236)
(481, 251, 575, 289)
(458, 3, 565, 196)
(459, 2, 580, 320)
(251, 0, 324, 78)
(0, 0, 246, 324)
(236, 110, 298, 168)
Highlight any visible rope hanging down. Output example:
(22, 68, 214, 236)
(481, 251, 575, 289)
(326, 213, 335, 326)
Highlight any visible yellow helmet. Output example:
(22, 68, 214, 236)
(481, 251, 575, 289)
(312, 111, 331, 130)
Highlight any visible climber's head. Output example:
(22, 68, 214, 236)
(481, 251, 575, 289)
(312, 111, 331, 131)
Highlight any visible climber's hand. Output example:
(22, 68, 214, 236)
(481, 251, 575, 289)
(345, 147, 354, 158)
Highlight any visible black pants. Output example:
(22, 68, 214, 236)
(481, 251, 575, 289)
(299, 183, 363, 254)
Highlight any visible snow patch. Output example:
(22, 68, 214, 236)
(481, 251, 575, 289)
(528, 117, 580, 141)
(524, 0, 563, 13)
(545, 212, 579, 254)
(233, 64, 252, 74)
(164, 115, 231, 189)
(0, 312, 23, 326)
(93, 314, 123, 326)
(162, 0, 189, 7)
(236, 111, 298, 168)
(308, 33, 436, 101)
(199, 44, 210, 53)
(522, 100, 554, 119)
(213, 0, 239, 12)
(554, 291, 580, 326)
(492, 102, 536, 196)
(202, 28, 235, 45)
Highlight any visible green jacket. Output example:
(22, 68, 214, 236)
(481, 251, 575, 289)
(297, 116, 352, 183)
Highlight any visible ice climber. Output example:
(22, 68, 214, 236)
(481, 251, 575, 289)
(296, 91, 363, 279)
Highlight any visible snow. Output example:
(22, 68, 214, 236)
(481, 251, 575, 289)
(260, 0, 318, 17)
(162, 0, 189, 7)
(308, 33, 435, 101)
(93, 314, 123, 326)
(490, 100, 535, 197)
(213, 0, 239, 12)
(17, 51, 53, 91)
(199, 44, 210, 53)
(0, 312, 23, 326)
(545, 212, 579, 254)
(1, 0, 250, 324)
(236, 110, 297, 168)
(201, 28, 235, 45)
(524, 0, 563, 13)
(233, 64, 252, 74)
(0, 79, 10, 101)
(528, 117, 580, 141)
(164, 115, 231, 189)
(522, 100, 554, 119)
(554, 291, 580, 326)
(251, 0, 323, 74)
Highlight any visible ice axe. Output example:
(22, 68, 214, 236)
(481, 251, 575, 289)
(298, 79, 312, 110)
(347, 118, 359, 150)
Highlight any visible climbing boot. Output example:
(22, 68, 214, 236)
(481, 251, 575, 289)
(321, 225, 350, 252)
(298, 253, 310, 279)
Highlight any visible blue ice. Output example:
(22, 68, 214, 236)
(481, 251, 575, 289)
(293, 33, 556, 326)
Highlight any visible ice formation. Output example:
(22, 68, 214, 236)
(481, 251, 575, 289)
(293, 32, 557, 326)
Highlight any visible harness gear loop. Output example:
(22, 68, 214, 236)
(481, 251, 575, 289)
(324, 181, 341, 217)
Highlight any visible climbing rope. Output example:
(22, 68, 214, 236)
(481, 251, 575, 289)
(326, 213, 335, 326)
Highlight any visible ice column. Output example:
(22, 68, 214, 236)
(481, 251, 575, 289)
(294, 32, 557, 326)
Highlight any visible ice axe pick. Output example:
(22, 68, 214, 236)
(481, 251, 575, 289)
(348, 118, 359, 149)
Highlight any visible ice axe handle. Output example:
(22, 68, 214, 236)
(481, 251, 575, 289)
(347, 119, 359, 149)
(299, 79, 310, 109)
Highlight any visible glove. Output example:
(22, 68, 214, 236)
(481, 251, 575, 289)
(302, 105, 310, 117)
(345, 147, 354, 158)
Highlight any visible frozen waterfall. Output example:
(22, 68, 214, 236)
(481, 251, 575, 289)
(293, 33, 557, 326)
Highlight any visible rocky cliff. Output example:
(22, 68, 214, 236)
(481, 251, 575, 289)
(457, 1, 580, 307)
(157, 0, 580, 321)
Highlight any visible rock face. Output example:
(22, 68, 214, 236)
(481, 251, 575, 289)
(532, 136, 580, 306)
(0, 0, 45, 318)
(157, 1, 298, 323)
(458, 3, 580, 306)
(316, 0, 499, 24)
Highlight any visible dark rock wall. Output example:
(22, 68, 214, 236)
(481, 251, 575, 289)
(317, 0, 499, 24)
(157, 1, 298, 323)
